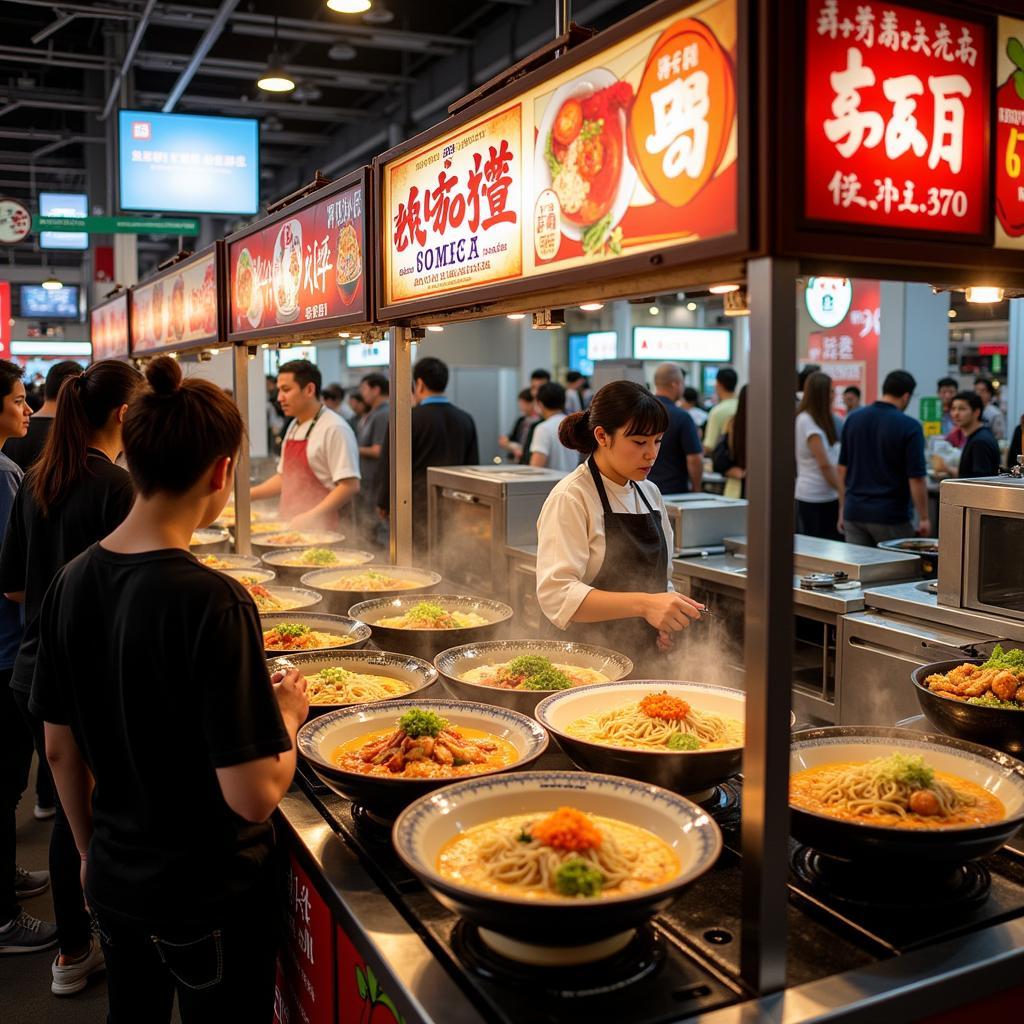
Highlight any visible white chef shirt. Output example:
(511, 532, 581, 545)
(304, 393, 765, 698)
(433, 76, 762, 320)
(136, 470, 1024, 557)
(529, 413, 579, 473)
(277, 406, 361, 489)
(536, 462, 675, 631)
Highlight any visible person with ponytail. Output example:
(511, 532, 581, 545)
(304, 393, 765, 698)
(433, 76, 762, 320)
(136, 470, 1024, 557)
(31, 356, 307, 1023)
(0, 358, 140, 996)
(535, 380, 704, 671)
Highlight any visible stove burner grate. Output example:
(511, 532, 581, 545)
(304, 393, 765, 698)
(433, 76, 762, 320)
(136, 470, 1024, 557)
(350, 803, 395, 844)
(698, 779, 741, 831)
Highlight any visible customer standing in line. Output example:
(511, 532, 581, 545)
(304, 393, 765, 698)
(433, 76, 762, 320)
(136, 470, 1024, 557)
(648, 363, 703, 495)
(702, 367, 739, 455)
(3, 360, 82, 472)
(947, 392, 1001, 479)
(33, 357, 307, 1023)
(838, 370, 929, 546)
(356, 373, 390, 546)
(499, 388, 539, 463)
(0, 359, 57, 956)
(974, 377, 1006, 441)
(938, 377, 958, 437)
(795, 372, 843, 540)
(680, 386, 708, 435)
(530, 382, 579, 473)
(841, 386, 861, 414)
(0, 360, 140, 995)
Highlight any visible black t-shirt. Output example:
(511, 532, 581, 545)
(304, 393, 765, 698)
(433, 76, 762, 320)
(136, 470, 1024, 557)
(0, 450, 135, 693)
(958, 426, 1000, 479)
(30, 546, 291, 929)
(3, 415, 52, 471)
(648, 394, 703, 494)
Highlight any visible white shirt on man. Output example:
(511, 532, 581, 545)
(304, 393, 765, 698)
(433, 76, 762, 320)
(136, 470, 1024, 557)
(529, 413, 579, 473)
(276, 406, 361, 490)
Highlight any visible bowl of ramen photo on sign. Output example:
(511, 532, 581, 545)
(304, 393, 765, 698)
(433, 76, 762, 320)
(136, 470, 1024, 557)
(336, 219, 362, 304)
(234, 247, 262, 330)
(273, 219, 302, 323)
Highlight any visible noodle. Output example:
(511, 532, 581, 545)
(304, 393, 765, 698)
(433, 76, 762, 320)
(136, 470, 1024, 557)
(262, 623, 355, 652)
(306, 666, 409, 705)
(320, 569, 421, 592)
(461, 656, 607, 691)
(377, 602, 489, 630)
(566, 692, 743, 751)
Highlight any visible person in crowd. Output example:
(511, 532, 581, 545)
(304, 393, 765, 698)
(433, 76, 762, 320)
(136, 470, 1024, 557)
(347, 391, 370, 431)
(0, 359, 140, 993)
(499, 388, 538, 463)
(680, 386, 708, 434)
(648, 363, 702, 495)
(251, 360, 360, 531)
(0, 359, 56, 957)
(711, 385, 748, 499)
(322, 383, 354, 424)
(530, 382, 578, 473)
(945, 391, 1001, 479)
(938, 377, 958, 435)
(529, 368, 551, 398)
(377, 357, 478, 555)
(521, 370, 553, 465)
(32, 356, 307, 1022)
(25, 374, 45, 414)
(703, 367, 739, 455)
(838, 370, 929, 546)
(535, 380, 703, 673)
(796, 372, 843, 540)
(1008, 415, 1023, 471)
(4, 360, 82, 471)
(564, 371, 592, 414)
(796, 364, 821, 403)
(356, 373, 390, 546)
(842, 386, 862, 414)
(974, 377, 1006, 441)
(265, 375, 285, 455)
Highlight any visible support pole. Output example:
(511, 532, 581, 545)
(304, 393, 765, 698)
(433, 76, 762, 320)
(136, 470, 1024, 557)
(739, 256, 797, 994)
(232, 344, 252, 556)
(388, 326, 414, 566)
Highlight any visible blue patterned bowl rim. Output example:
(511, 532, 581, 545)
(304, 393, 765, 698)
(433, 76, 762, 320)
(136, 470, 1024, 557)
(349, 594, 514, 624)
(299, 565, 442, 587)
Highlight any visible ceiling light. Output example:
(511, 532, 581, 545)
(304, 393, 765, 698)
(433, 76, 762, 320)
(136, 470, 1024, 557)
(41, 274, 63, 291)
(506, 313, 526, 320)
(686, 301, 697, 311)
(257, 17, 295, 92)
(947, 309, 957, 319)
(338, 331, 351, 338)
(327, 0, 372, 12)
(579, 302, 603, 312)
(426, 324, 444, 332)
(965, 286, 1004, 303)
(648, 305, 659, 316)
(709, 283, 740, 294)
(327, 43, 357, 61)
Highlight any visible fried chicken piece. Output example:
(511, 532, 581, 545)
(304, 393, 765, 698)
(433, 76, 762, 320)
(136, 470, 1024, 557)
(991, 671, 1021, 702)
(1016, 683, 1024, 703)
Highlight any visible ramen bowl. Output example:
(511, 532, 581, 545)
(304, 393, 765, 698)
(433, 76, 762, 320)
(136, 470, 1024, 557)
(300, 565, 441, 615)
(911, 659, 1024, 757)
(189, 527, 230, 555)
(537, 681, 751, 800)
(436, 639, 633, 717)
(393, 770, 721, 960)
(790, 727, 1024, 864)
(195, 552, 262, 572)
(261, 612, 371, 657)
(349, 595, 513, 660)
(298, 698, 547, 819)
(261, 546, 375, 586)
(251, 529, 347, 553)
(221, 567, 276, 586)
(250, 585, 323, 616)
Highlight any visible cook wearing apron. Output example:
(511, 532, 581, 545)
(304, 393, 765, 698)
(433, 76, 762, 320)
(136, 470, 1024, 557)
(278, 406, 337, 531)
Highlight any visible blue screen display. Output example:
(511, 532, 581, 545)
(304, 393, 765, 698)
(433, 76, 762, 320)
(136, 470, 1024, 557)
(40, 192, 88, 250)
(20, 286, 80, 319)
(568, 334, 594, 376)
(118, 110, 259, 215)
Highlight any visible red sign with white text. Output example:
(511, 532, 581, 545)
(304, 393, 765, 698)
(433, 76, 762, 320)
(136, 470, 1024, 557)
(228, 177, 366, 341)
(805, 0, 990, 236)
(996, 17, 1024, 247)
(89, 293, 129, 361)
(0, 282, 10, 356)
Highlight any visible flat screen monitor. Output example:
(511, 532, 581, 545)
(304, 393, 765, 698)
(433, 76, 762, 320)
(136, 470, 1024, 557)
(118, 110, 259, 215)
(39, 192, 88, 250)
(346, 342, 389, 368)
(568, 331, 617, 376)
(632, 326, 731, 362)
(19, 285, 80, 319)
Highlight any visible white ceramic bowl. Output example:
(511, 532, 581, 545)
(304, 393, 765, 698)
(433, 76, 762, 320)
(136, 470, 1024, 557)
(300, 565, 442, 615)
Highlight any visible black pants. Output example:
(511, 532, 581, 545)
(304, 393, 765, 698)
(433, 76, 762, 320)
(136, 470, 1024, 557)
(12, 688, 91, 954)
(94, 882, 279, 1024)
(0, 670, 34, 924)
(796, 499, 842, 541)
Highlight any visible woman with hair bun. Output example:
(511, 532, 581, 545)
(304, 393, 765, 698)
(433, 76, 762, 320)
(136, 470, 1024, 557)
(535, 380, 704, 670)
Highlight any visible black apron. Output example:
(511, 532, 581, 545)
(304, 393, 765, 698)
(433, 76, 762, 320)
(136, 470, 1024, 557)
(560, 457, 670, 675)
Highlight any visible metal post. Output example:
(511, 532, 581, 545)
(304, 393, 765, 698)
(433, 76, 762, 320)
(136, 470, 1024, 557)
(555, 0, 570, 37)
(388, 326, 414, 566)
(232, 344, 253, 556)
(739, 256, 797, 994)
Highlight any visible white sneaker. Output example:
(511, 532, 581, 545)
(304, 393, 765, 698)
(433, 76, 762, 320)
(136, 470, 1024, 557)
(0, 909, 59, 954)
(51, 935, 105, 996)
(13, 865, 49, 899)
(33, 803, 56, 821)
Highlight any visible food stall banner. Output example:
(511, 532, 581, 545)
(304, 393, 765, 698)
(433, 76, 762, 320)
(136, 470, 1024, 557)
(805, 0, 990, 238)
(0, 282, 9, 356)
(996, 17, 1024, 248)
(130, 246, 221, 355)
(380, 0, 740, 316)
(227, 170, 368, 343)
(89, 292, 129, 361)
(336, 926, 419, 1024)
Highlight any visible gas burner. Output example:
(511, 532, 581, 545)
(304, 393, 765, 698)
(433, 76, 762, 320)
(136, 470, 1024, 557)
(790, 845, 991, 915)
(450, 920, 665, 997)
(698, 779, 741, 829)
(350, 803, 395, 844)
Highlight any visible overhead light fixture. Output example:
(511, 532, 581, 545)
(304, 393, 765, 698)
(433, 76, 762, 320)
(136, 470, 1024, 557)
(709, 283, 740, 294)
(257, 17, 295, 93)
(947, 309, 957, 319)
(327, 43, 357, 61)
(338, 331, 351, 338)
(327, 0, 372, 12)
(965, 286, 1004, 303)
(40, 273, 63, 291)
(686, 301, 697, 311)
(723, 289, 750, 317)
(425, 324, 444, 332)
(648, 305, 659, 316)
(532, 309, 565, 330)
(506, 312, 526, 320)
(579, 302, 603, 312)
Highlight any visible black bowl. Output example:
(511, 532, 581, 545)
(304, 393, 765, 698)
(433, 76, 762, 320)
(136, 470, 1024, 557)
(261, 612, 371, 657)
(790, 726, 1024, 864)
(299, 565, 441, 615)
(911, 659, 1024, 756)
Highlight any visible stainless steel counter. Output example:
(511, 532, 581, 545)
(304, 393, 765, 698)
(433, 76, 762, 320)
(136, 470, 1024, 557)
(725, 534, 921, 583)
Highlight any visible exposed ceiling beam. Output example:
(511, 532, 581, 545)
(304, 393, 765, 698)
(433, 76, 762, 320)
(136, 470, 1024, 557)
(0, 161, 85, 174)
(100, 0, 160, 120)
(132, 91, 372, 122)
(0, 44, 108, 73)
(161, 0, 240, 113)
(4, 0, 132, 20)
(29, 12, 77, 45)
(0, 98, 103, 119)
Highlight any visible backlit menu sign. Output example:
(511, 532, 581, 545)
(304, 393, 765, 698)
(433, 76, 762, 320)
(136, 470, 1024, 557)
(805, 1, 990, 237)
(996, 17, 1024, 248)
(228, 170, 369, 342)
(89, 292, 130, 361)
(0, 282, 10, 357)
(380, 0, 740, 317)
(131, 247, 220, 355)
(633, 325, 730, 361)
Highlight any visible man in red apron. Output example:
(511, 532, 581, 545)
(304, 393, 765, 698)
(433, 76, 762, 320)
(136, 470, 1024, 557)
(251, 360, 360, 531)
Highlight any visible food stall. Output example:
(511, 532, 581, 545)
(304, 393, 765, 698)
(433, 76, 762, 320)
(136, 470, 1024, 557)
(88, 287, 131, 363)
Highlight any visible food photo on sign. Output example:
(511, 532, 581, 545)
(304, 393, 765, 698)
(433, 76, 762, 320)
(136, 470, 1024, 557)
(996, 16, 1024, 247)
(132, 253, 218, 352)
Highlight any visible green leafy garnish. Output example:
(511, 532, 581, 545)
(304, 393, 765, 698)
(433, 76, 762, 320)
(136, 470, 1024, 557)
(506, 655, 554, 677)
(273, 623, 310, 638)
(402, 601, 454, 627)
(517, 827, 532, 843)
(315, 667, 356, 684)
(967, 695, 1024, 711)
(582, 214, 613, 256)
(519, 668, 573, 691)
(667, 732, 701, 751)
(554, 858, 604, 898)
(300, 548, 338, 566)
(982, 645, 1024, 673)
(544, 132, 562, 179)
(870, 754, 934, 789)
(398, 708, 448, 738)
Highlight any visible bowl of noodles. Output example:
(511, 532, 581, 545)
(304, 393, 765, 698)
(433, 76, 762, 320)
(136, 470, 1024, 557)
(261, 546, 375, 586)
(246, 582, 323, 616)
(392, 770, 721, 959)
(222, 567, 276, 587)
(348, 596, 514, 660)
(300, 565, 442, 615)
(435, 639, 633, 716)
(196, 552, 261, 572)
(297, 699, 547, 820)
(789, 726, 1024, 863)
(189, 527, 231, 555)
(262, 612, 371, 656)
(536, 681, 750, 799)
(251, 529, 346, 553)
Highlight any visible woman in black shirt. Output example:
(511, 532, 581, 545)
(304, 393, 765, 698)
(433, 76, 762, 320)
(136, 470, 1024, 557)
(33, 356, 307, 1023)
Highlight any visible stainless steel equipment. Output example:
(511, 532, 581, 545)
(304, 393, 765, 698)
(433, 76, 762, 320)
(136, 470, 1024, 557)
(725, 534, 921, 583)
(662, 494, 747, 554)
(938, 475, 1024, 623)
(427, 465, 566, 598)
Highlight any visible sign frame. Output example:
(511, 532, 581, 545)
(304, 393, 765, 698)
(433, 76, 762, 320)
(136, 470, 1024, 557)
(225, 166, 374, 345)
(128, 242, 226, 358)
(89, 289, 131, 362)
(374, 0, 752, 322)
